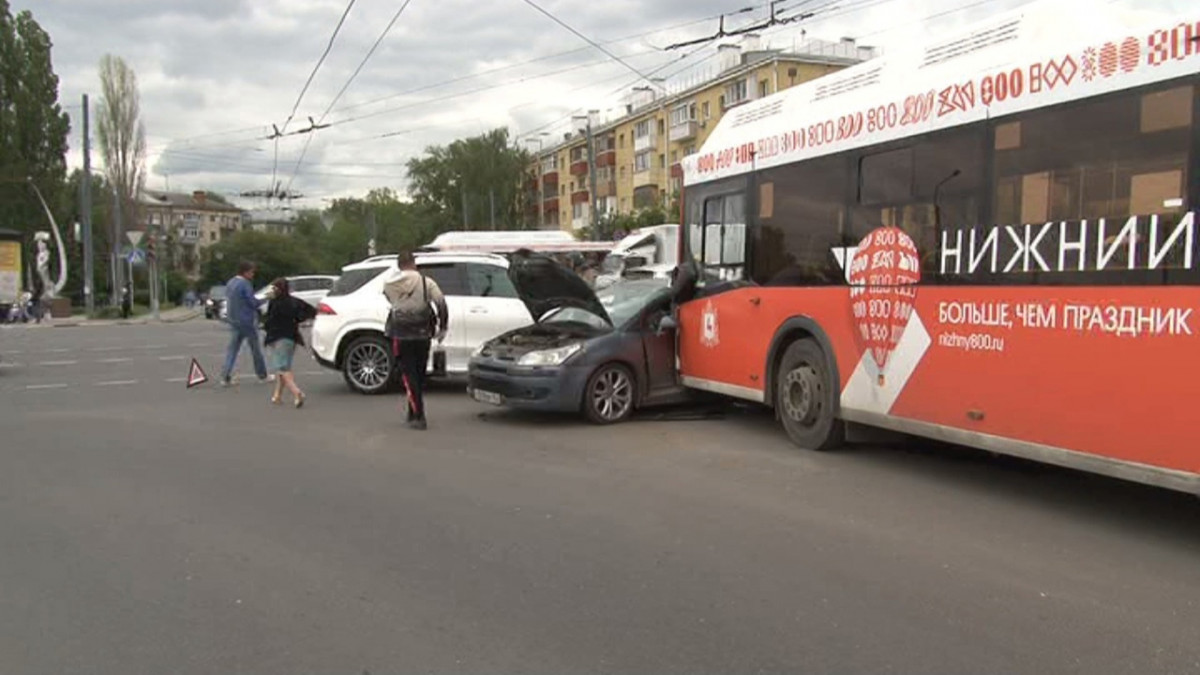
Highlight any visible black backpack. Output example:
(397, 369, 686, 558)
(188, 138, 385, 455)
(385, 274, 435, 340)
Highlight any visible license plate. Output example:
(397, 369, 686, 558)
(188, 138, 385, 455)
(472, 389, 503, 405)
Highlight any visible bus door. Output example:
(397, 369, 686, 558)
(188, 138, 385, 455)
(677, 190, 766, 400)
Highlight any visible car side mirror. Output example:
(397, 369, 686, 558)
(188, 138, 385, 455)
(655, 313, 678, 335)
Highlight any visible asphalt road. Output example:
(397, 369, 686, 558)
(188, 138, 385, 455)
(2, 320, 1199, 674)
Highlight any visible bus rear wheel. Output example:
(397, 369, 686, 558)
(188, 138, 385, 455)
(776, 339, 844, 451)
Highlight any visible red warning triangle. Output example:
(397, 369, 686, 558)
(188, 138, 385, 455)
(186, 358, 209, 388)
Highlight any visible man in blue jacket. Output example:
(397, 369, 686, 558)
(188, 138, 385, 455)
(220, 260, 268, 385)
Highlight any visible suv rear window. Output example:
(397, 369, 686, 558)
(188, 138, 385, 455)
(327, 267, 387, 297)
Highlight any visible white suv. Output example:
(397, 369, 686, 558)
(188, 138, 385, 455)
(310, 252, 531, 394)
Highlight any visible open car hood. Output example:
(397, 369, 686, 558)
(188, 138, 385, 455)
(508, 249, 612, 326)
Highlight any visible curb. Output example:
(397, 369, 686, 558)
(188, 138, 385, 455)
(48, 310, 200, 328)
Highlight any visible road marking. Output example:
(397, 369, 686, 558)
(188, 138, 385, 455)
(142, 344, 168, 349)
(98, 357, 133, 363)
(186, 342, 209, 348)
(94, 380, 138, 387)
(0, 362, 22, 369)
(45, 348, 71, 353)
(165, 377, 187, 383)
(159, 355, 187, 361)
(37, 360, 79, 366)
(89, 346, 126, 352)
(26, 383, 69, 390)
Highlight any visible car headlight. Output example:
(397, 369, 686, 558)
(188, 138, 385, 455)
(517, 342, 582, 367)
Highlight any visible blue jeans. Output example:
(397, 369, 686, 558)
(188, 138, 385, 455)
(222, 321, 267, 381)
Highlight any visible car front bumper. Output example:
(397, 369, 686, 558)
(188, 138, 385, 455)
(467, 358, 592, 413)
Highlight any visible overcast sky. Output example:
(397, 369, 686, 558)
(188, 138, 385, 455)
(12, 0, 1189, 209)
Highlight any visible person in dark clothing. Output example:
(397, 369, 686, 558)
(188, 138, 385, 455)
(382, 251, 449, 430)
(263, 277, 317, 407)
(120, 283, 132, 319)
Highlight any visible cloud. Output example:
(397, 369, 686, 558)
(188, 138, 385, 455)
(11, 0, 1188, 207)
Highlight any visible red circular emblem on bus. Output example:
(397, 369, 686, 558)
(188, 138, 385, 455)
(848, 227, 921, 372)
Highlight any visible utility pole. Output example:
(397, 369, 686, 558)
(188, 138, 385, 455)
(585, 111, 600, 240)
(461, 186, 468, 229)
(112, 186, 123, 305)
(489, 189, 496, 230)
(525, 136, 546, 230)
(81, 93, 94, 315)
(367, 209, 377, 256)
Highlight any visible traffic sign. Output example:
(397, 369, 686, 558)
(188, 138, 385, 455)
(126, 230, 144, 247)
(127, 248, 146, 266)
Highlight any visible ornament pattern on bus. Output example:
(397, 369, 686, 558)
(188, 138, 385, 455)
(848, 227, 921, 372)
(687, 18, 1200, 183)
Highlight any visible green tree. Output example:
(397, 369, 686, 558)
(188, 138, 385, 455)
(198, 230, 317, 290)
(0, 0, 71, 240)
(406, 128, 531, 232)
(95, 53, 146, 298)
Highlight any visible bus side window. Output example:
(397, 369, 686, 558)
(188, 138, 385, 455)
(699, 194, 747, 282)
(852, 129, 984, 275)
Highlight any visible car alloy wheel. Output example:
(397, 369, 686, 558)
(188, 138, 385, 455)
(344, 336, 392, 394)
(585, 364, 635, 424)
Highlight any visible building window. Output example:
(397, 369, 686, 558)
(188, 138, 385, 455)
(659, 154, 666, 169)
(726, 79, 749, 106)
(671, 150, 678, 163)
(620, 166, 626, 179)
(619, 134, 625, 148)
(670, 102, 698, 127)
(759, 79, 770, 98)
(634, 119, 651, 139)
(657, 118, 665, 136)
(702, 101, 710, 119)
(209, 232, 216, 241)
(634, 151, 652, 173)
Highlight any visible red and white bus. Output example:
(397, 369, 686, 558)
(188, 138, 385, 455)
(677, 0, 1200, 493)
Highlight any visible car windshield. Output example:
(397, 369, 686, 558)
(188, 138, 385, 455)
(327, 267, 386, 297)
(208, 286, 226, 299)
(542, 279, 668, 328)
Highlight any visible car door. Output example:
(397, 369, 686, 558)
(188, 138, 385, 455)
(463, 262, 532, 348)
(639, 294, 679, 398)
(418, 262, 469, 371)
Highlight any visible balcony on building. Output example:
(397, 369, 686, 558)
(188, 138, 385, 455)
(570, 189, 590, 205)
(669, 119, 699, 142)
(632, 166, 661, 188)
(543, 197, 560, 213)
(633, 130, 656, 153)
(569, 147, 589, 176)
(541, 169, 559, 185)
(596, 179, 617, 199)
(595, 135, 616, 168)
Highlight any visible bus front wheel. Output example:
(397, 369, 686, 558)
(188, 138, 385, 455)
(776, 339, 844, 451)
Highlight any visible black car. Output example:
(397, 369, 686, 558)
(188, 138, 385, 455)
(467, 251, 687, 424)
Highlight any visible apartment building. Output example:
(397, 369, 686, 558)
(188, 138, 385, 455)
(525, 36, 876, 232)
(139, 190, 246, 274)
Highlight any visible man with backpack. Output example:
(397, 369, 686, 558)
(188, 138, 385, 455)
(383, 251, 449, 430)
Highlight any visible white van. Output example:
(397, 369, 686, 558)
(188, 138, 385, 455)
(595, 224, 679, 289)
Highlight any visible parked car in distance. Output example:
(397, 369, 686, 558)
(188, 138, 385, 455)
(468, 252, 687, 424)
(255, 275, 338, 313)
(310, 252, 532, 394)
(204, 285, 226, 319)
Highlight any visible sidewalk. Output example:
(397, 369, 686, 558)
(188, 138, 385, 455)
(45, 306, 202, 328)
